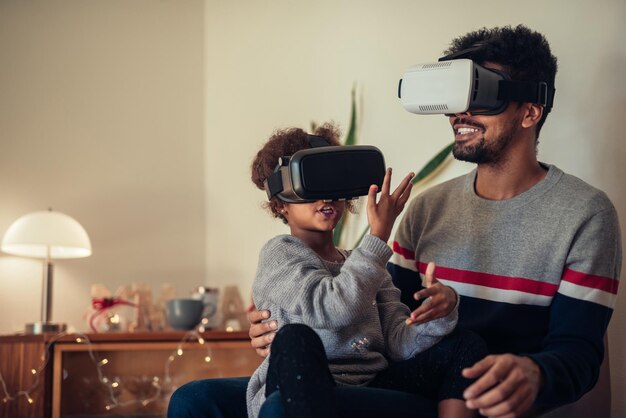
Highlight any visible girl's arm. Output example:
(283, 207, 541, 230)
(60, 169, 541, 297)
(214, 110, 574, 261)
(376, 264, 459, 362)
(253, 233, 391, 328)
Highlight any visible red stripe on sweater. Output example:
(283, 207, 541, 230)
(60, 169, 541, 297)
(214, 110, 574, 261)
(393, 242, 415, 260)
(416, 262, 559, 297)
(562, 268, 619, 294)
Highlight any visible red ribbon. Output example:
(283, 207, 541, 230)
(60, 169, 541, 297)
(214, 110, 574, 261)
(89, 297, 137, 333)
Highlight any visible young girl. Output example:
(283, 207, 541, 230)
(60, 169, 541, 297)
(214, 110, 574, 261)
(247, 123, 486, 418)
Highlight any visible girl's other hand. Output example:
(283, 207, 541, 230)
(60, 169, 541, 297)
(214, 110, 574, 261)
(405, 262, 458, 325)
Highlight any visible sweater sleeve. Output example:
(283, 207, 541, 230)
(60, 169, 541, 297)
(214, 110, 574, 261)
(253, 234, 392, 329)
(376, 277, 458, 361)
(528, 206, 621, 408)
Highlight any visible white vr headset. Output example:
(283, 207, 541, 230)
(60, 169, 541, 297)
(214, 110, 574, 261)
(398, 57, 555, 116)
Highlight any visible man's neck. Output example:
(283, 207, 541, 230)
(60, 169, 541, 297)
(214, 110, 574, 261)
(474, 144, 547, 201)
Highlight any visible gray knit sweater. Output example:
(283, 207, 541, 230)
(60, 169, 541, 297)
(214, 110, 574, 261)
(246, 234, 458, 418)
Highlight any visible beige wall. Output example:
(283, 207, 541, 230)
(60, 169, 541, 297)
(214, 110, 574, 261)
(0, 0, 206, 330)
(1, 0, 625, 415)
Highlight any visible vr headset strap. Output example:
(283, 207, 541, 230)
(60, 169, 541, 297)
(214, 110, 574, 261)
(307, 135, 331, 148)
(498, 80, 555, 109)
(265, 169, 284, 200)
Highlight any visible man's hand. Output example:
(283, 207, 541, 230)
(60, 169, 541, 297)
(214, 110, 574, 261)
(405, 262, 457, 325)
(462, 354, 543, 418)
(247, 304, 277, 358)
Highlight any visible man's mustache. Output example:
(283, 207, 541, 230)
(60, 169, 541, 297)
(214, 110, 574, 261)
(453, 117, 486, 131)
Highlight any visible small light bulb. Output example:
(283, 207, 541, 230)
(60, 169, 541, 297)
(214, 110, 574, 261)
(177, 348, 183, 356)
(27, 396, 34, 404)
(204, 356, 212, 363)
(142, 400, 150, 406)
(105, 404, 113, 411)
(76, 337, 83, 343)
(201, 318, 209, 325)
(168, 355, 175, 362)
(226, 326, 234, 332)
(111, 382, 119, 388)
(31, 369, 37, 375)
(99, 358, 109, 366)
(198, 325, 206, 333)
(198, 337, 205, 345)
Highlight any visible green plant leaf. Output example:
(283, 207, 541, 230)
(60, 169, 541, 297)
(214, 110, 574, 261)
(411, 142, 454, 185)
(343, 84, 357, 146)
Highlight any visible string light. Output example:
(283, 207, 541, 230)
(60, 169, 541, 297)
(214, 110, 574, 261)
(0, 326, 215, 412)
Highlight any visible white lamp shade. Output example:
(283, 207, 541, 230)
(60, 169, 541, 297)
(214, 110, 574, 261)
(1, 211, 92, 259)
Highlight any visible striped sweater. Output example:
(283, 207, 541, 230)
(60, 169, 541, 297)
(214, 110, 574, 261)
(246, 234, 458, 418)
(388, 164, 621, 409)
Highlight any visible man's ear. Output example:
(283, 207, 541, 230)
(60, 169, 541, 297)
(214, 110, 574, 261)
(521, 103, 543, 129)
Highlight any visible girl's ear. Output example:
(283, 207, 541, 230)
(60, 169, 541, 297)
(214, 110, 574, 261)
(278, 203, 288, 216)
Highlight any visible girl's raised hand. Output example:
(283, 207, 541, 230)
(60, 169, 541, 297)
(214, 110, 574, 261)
(367, 168, 414, 243)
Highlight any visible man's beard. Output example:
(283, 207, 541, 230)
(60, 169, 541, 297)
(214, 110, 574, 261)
(452, 117, 520, 165)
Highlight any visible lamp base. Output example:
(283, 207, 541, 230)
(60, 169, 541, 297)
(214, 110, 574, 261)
(25, 322, 67, 334)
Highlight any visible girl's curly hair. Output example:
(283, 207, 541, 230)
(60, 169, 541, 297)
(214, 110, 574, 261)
(251, 122, 354, 223)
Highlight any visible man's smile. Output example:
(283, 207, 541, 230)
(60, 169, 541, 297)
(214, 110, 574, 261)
(453, 123, 485, 143)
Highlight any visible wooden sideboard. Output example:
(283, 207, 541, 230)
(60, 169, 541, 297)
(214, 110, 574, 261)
(0, 331, 261, 418)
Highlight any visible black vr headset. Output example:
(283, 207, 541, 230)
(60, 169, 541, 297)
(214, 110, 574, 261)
(264, 135, 386, 203)
(398, 43, 555, 116)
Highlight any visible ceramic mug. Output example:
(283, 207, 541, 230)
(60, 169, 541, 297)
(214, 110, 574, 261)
(192, 287, 220, 329)
(165, 298, 204, 330)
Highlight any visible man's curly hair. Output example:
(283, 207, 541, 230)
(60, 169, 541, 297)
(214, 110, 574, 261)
(444, 25, 558, 134)
(251, 122, 354, 223)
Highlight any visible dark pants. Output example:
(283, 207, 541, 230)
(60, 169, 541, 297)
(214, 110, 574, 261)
(167, 325, 487, 418)
(263, 324, 487, 418)
(168, 376, 438, 418)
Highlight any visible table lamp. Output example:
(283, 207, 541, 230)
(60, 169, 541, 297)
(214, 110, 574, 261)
(1, 209, 92, 334)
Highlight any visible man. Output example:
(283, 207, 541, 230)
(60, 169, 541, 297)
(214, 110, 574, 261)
(168, 25, 621, 418)
(387, 24, 621, 416)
